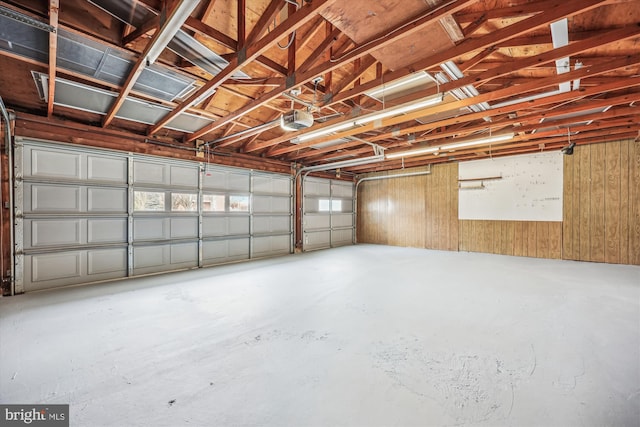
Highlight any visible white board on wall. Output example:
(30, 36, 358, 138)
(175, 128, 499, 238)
(458, 151, 563, 221)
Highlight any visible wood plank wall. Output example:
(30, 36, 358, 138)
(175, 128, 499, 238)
(356, 164, 458, 250)
(563, 139, 640, 264)
(459, 220, 562, 259)
(357, 139, 639, 265)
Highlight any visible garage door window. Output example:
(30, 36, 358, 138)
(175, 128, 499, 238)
(202, 194, 225, 212)
(134, 191, 165, 211)
(171, 193, 197, 211)
(230, 195, 249, 212)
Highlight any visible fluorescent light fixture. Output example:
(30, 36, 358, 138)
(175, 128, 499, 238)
(385, 132, 515, 159)
(295, 121, 355, 143)
(441, 133, 514, 150)
(354, 94, 443, 126)
(366, 71, 432, 99)
(295, 94, 442, 143)
(386, 146, 439, 159)
(145, 1, 198, 65)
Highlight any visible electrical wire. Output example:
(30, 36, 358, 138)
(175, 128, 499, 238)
(276, 0, 300, 50)
(329, 0, 458, 63)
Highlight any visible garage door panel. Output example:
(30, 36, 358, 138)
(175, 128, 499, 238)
(170, 242, 198, 264)
(304, 179, 330, 196)
(229, 216, 250, 235)
(253, 175, 290, 195)
(253, 235, 290, 257)
(133, 245, 168, 269)
(32, 251, 82, 283)
(227, 173, 250, 191)
(29, 184, 81, 213)
(305, 214, 330, 230)
(332, 229, 353, 246)
(170, 217, 198, 239)
(88, 219, 127, 243)
(27, 219, 83, 248)
(253, 216, 290, 234)
(331, 182, 354, 198)
(202, 216, 228, 236)
(88, 248, 127, 275)
(88, 187, 127, 212)
(133, 161, 167, 186)
(133, 218, 169, 241)
(30, 148, 81, 180)
(332, 213, 353, 228)
(170, 165, 198, 188)
(202, 238, 250, 264)
(253, 195, 289, 213)
(304, 231, 331, 250)
(87, 155, 127, 183)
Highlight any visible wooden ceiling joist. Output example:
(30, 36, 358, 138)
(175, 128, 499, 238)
(147, 0, 338, 137)
(47, 0, 59, 117)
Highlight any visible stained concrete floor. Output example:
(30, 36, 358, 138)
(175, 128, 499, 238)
(1, 245, 639, 426)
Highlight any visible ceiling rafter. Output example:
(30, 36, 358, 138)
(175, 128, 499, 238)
(102, 0, 199, 128)
(186, 0, 478, 143)
(47, 0, 59, 117)
(278, 72, 640, 160)
(147, 0, 339, 136)
(325, 0, 616, 109)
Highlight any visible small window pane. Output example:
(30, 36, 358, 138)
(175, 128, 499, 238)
(318, 199, 330, 212)
(134, 191, 165, 211)
(229, 195, 249, 212)
(331, 199, 342, 212)
(171, 193, 197, 211)
(203, 194, 225, 212)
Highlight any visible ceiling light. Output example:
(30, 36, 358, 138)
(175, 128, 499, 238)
(366, 71, 432, 99)
(145, 1, 199, 66)
(354, 94, 444, 126)
(441, 133, 514, 150)
(385, 132, 515, 159)
(386, 146, 439, 159)
(294, 121, 355, 143)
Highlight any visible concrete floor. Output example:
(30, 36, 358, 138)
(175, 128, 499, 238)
(1, 244, 639, 426)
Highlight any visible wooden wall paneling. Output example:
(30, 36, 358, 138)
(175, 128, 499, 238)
(571, 152, 581, 260)
(549, 222, 562, 259)
(563, 153, 574, 259)
(590, 143, 606, 262)
(513, 221, 524, 256)
(437, 166, 446, 250)
(631, 139, 640, 265)
(448, 163, 459, 251)
(604, 141, 621, 263)
(505, 221, 515, 256)
(619, 140, 630, 264)
(579, 145, 591, 261)
(526, 222, 538, 257)
(537, 221, 550, 258)
(424, 172, 434, 248)
(459, 220, 468, 251)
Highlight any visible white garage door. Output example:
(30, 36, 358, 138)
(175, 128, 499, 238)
(14, 139, 292, 292)
(302, 177, 354, 251)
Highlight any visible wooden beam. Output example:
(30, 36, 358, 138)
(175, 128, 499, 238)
(189, 0, 477, 143)
(47, 0, 59, 117)
(297, 27, 341, 74)
(327, 0, 616, 108)
(244, 0, 284, 46)
(103, 0, 197, 128)
(150, 0, 339, 138)
(266, 58, 640, 157)
(237, 0, 246, 49)
(123, 15, 160, 45)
